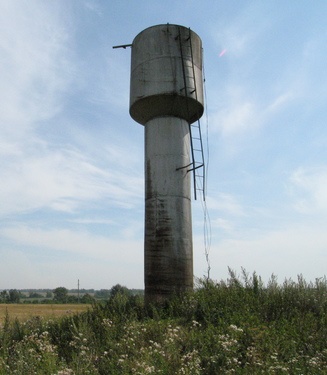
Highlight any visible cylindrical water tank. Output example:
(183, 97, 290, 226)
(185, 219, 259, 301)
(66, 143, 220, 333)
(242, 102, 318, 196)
(130, 24, 204, 125)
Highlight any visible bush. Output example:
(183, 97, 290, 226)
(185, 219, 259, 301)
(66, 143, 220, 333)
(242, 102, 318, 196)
(1, 271, 327, 374)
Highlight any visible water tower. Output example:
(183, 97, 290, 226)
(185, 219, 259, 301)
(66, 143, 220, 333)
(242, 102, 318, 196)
(125, 24, 204, 303)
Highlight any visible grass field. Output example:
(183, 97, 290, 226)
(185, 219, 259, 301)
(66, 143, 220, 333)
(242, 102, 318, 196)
(1, 274, 327, 373)
(0, 303, 90, 324)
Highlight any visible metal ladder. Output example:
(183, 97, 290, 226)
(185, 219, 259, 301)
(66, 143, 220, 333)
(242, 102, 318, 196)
(178, 27, 205, 201)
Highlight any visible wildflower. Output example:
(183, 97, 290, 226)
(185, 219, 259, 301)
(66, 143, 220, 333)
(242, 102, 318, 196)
(229, 324, 243, 333)
(102, 318, 113, 328)
(56, 369, 74, 375)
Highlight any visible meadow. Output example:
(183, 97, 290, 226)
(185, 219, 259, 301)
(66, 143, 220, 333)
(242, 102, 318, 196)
(0, 304, 90, 325)
(0, 270, 327, 374)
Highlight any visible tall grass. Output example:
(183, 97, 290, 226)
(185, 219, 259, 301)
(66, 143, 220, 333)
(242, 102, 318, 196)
(1, 270, 327, 374)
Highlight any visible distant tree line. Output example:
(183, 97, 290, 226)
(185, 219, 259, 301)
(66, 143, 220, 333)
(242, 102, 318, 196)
(0, 285, 143, 304)
(0, 290, 21, 303)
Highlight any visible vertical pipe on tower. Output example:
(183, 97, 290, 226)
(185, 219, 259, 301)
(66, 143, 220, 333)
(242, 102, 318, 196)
(129, 24, 204, 303)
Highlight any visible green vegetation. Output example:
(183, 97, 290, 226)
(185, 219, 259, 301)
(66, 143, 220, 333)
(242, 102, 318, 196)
(0, 285, 144, 305)
(0, 270, 327, 374)
(0, 290, 22, 304)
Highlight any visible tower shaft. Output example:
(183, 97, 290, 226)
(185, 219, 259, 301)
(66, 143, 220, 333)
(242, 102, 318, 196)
(145, 117, 193, 303)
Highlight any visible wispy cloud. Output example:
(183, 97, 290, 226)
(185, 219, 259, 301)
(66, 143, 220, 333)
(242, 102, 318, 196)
(1, 225, 141, 262)
(210, 89, 258, 136)
(0, 1, 74, 131)
(207, 5, 327, 142)
(210, 217, 235, 233)
(0, 240, 143, 289)
(1, 1, 326, 290)
(83, 0, 103, 15)
(206, 193, 246, 217)
(0, 1, 74, 215)
(69, 218, 115, 225)
(289, 166, 327, 214)
(203, 223, 327, 283)
(0, 146, 143, 216)
(0, 2, 143, 218)
(266, 91, 295, 113)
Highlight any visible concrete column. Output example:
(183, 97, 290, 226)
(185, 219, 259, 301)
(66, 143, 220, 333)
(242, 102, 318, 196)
(144, 116, 193, 303)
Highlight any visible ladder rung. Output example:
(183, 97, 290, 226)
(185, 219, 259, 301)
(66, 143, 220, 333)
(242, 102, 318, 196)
(178, 26, 205, 201)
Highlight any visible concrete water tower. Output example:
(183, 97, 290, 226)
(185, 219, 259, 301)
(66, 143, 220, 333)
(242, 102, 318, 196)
(129, 24, 204, 303)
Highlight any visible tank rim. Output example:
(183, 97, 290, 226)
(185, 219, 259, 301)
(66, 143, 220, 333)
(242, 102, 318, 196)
(132, 24, 200, 44)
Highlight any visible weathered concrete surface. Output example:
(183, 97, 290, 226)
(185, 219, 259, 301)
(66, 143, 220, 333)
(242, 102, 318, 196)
(144, 117, 193, 303)
(130, 24, 204, 125)
(129, 24, 204, 304)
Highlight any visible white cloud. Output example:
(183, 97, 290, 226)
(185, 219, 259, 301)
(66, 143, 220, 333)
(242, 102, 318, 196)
(211, 217, 234, 233)
(0, 145, 143, 216)
(209, 3, 267, 61)
(209, 79, 300, 139)
(1, 225, 141, 262)
(289, 166, 327, 214)
(0, 249, 36, 287)
(101, 55, 130, 111)
(207, 9, 327, 142)
(210, 92, 257, 136)
(0, 2, 77, 215)
(83, 0, 103, 15)
(1, 1, 326, 291)
(197, 223, 327, 284)
(0, 2, 143, 219)
(0, 1, 74, 131)
(69, 218, 115, 225)
(206, 193, 246, 217)
(0, 224, 144, 288)
(266, 91, 295, 113)
(0, 246, 143, 289)
(217, 29, 252, 59)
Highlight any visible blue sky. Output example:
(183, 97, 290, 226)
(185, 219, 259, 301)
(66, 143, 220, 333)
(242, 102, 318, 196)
(1, 0, 327, 289)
